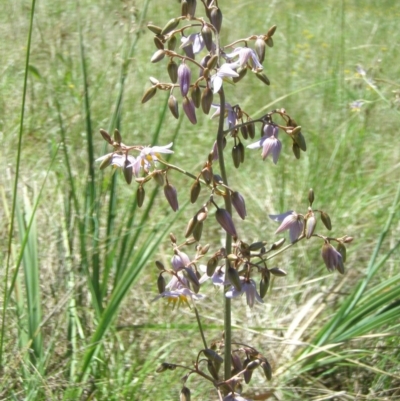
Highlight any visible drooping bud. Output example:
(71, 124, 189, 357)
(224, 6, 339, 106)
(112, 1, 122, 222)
(227, 264, 241, 292)
(320, 211, 332, 230)
(150, 49, 165, 63)
(160, 18, 180, 36)
(269, 267, 287, 276)
(336, 242, 347, 263)
(255, 72, 270, 85)
(141, 86, 157, 103)
(247, 120, 255, 139)
(114, 129, 122, 144)
(232, 145, 241, 168)
(292, 142, 301, 159)
(99, 153, 112, 170)
(168, 95, 179, 119)
(201, 86, 213, 115)
(266, 37, 274, 47)
(187, 0, 197, 18)
(190, 180, 201, 203)
(232, 67, 247, 83)
(201, 166, 212, 184)
(206, 256, 218, 276)
(153, 171, 164, 186)
(206, 54, 218, 70)
(168, 35, 177, 50)
(183, 267, 200, 292)
(157, 273, 166, 294)
(167, 59, 178, 83)
(255, 36, 266, 63)
(180, 386, 191, 401)
(191, 85, 201, 108)
(123, 159, 133, 184)
(305, 212, 316, 239)
(181, 0, 188, 17)
(164, 183, 179, 211)
(185, 217, 196, 238)
(210, 7, 222, 32)
(321, 242, 343, 272)
(182, 96, 197, 124)
(308, 188, 315, 206)
(292, 129, 307, 152)
(178, 63, 191, 97)
(201, 24, 213, 51)
(249, 241, 267, 251)
(137, 186, 145, 207)
(231, 191, 247, 220)
(192, 221, 203, 241)
(215, 208, 237, 237)
(259, 271, 270, 298)
(153, 35, 164, 50)
(100, 129, 113, 144)
(147, 24, 162, 35)
(237, 141, 245, 163)
(261, 360, 272, 381)
(155, 261, 165, 271)
(207, 360, 219, 380)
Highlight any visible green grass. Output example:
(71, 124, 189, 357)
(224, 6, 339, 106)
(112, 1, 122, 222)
(1, 0, 400, 399)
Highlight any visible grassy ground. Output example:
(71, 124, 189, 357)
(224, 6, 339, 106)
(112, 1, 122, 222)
(1, 0, 400, 400)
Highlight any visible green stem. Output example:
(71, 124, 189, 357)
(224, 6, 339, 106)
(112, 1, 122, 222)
(216, 87, 232, 381)
(194, 306, 208, 349)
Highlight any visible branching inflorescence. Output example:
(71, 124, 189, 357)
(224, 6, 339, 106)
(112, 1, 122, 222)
(97, 1, 352, 399)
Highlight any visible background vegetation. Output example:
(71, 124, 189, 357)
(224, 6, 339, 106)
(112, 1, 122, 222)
(1, 0, 399, 399)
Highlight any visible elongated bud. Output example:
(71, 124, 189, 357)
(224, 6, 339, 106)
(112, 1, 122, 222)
(150, 49, 165, 63)
(168, 95, 179, 119)
(123, 159, 133, 184)
(240, 124, 248, 139)
(227, 265, 241, 292)
(185, 217, 196, 238)
(306, 213, 316, 239)
(155, 261, 165, 271)
(181, 0, 188, 17)
(153, 35, 164, 50)
(210, 7, 222, 32)
(268, 25, 277, 36)
(308, 188, 315, 206)
(247, 120, 255, 139)
(232, 145, 241, 168)
(207, 54, 218, 70)
(231, 191, 246, 220)
(180, 386, 191, 401)
(201, 166, 212, 184)
(246, 360, 261, 371)
(190, 180, 201, 203)
(183, 267, 200, 292)
(337, 242, 347, 263)
(147, 24, 162, 35)
(259, 272, 270, 298)
(141, 86, 157, 103)
(168, 35, 177, 50)
(207, 360, 219, 380)
(255, 72, 270, 85)
(167, 60, 178, 83)
(99, 154, 112, 170)
(215, 208, 237, 237)
(114, 129, 122, 144)
(201, 24, 213, 51)
(233, 67, 247, 83)
(201, 86, 213, 115)
(206, 256, 218, 276)
(270, 238, 285, 250)
(156, 362, 176, 373)
(187, 0, 196, 18)
(191, 85, 201, 108)
(261, 360, 272, 381)
(255, 37, 266, 63)
(164, 183, 179, 211)
(137, 185, 145, 207)
(182, 96, 197, 124)
(269, 267, 287, 276)
(178, 63, 191, 97)
(100, 129, 113, 144)
(193, 221, 203, 241)
(203, 348, 223, 365)
(153, 171, 164, 186)
(292, 142, 301, 159)
(161, 18, 180, 36)
(237, 141, 245, 163)
(249, 241, 267, 251)
(157, 273, 166, 294)
(266, 37, 274, 47)
(320, 211, 332, 230)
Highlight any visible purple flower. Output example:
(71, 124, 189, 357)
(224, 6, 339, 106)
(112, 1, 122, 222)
(247, 133, 282, 164)
(321, 242, 344, 273)
(199, 265, 229, 286)
(211, 102, 237, 129)
(211, 63, 239, 93)
(226, 47, 263, 72)
(225, 278, 263, 308)
(269, 211, 304, 243)
(180, 33, 205, 55)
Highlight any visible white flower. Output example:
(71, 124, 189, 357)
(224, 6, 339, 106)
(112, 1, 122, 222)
(226, 47, 263, 72)
(211, 103, 237, 129)
(247, 134, 282, 164)
(180, 33, 205, 55)
(211, 63, 239, 93)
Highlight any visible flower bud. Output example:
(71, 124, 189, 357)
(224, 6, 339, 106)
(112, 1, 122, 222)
(232, 145, 241, 168)
(178, 63, 191, 97)
(141, 86, 157, 103)
(215, 208, 237, 237)
(268, 25, 277, 36)
(201, 86, 213, 115)
(156, 362, 176, 373)
(261, 360, 272, 381)
(137, 185, 145, 207)
(157, 273, 166, 294)
(160, 18, 180, 36)
(167, 60, 178, 83)
(232, 67, 247, 83)
(259, 272, 270, 298)
(337, 242, 347, 263)
(206, 256, 218, 276)
(99, 129, 113, 144)
(99, 154, 112, 170)
(227, 265, 241, 292)
(270, 238, 285, 250)
(182, 96, 197, 124)
(191, 85, 201, 108)
(255, 37, 266, 63)
(183, 267, 200, 292)
(201, 24, 213, 51)
(180, 386, 191, 401)
(305, 213, 316, 239)
(269, 267, 287, 277)
(201, 166, 212, 184)
(147, 24, 162, 35)
(193, 221, 203, 241)
(308, 188, 315, 206)
(153, 35, 164, 50)
(181, 0, 188, 17)
(168, 95, 179, 119)
(321, 242, 343, 273)
(164, 183, 179, 211)
(190, 180, 201, 203)
(207, 360, 219, 380)
(292, 142, 301, 159)
(185, 217, 196, 238)
(292, 129, 307, 151)
(114, 128, 122, 144)
(320, 211, 332, 230)
(150, 49, 165, 63)
(247, 120, 255, 139)
(266, 36, 274, 47)
(155, 261, 165, 271)
(237, 141, 245, 163)
(123, 159, 133, 184)
(255, 72, 270, 85)
(210, 7, 222, 32)
(206, 54, 218, 70)
(231, 191, 247, 220)
(167, 35, 177, 50)
(246, 360, 260, 371)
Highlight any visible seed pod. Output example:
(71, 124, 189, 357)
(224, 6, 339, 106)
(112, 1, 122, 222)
(247, 120, 255, 139)
(100, 129, 113, 144)
(255, 37, 266, 63)
(227, 265, 241, 292)
(190, 180, 201, 203)
(269, 267, 287, 277)
(191, 85, 201, 108)
(206, 256, 218, 276)
(255, 72, 270, 85)
(161, 18, 180, 36)
(150, 49, 165, 63)
(137, 185, 145, 207)
(167, 60, 178, 83)
(320, 211, 332, 230)
(201, 86, 213, 115)
(261, 360, 272, 381)
(215, 208, 237, 237)
(147, 24, 162, 35)
(182, 96, 197, 124)
(153, 35, 164, 50)
(248, 241, 266, 251)
(292, 142, 301, 159)
(201, 24, 213, 51)
(193, 221, 203, 241)
(178, 63, 191, 97)
(123, 159, 133, 184)
(180, 386, 191, 401)
(231, 191, 247, 220)
(233, 67, 247, 83)
(168, 95, 179, 119)
(232, 145, 241, 168)
(168, 35, 177, 50)
(155, 261, 165, 271)
(210, 7, 222, 32)
(157, 273, 166, 294)
(164, 183, 179, 211)
(141, 86, 157, 103)
(308, 188, 315, 206)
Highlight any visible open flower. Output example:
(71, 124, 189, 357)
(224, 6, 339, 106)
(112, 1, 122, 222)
(180, 33, 205, 55)
(225, 278, 263, 308)
(225, 47, 263, 72)
(270, 211, 303, 243)
(211, 103, 237, 129)
(321, 242, 344, 273)
(211, 63, 239, 93)
(247, 133, 281, 164)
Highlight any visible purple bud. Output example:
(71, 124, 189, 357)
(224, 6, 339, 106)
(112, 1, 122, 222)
(231, 191, 246, 220)
(164, 183, 179, 211)
(182, 96, 197, 124)
(215, 208, 237, 237)
(178, 63, 191, 97)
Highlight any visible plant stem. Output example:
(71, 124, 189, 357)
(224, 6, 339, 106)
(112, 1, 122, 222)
(194, 306, 208, 349)
(216, 87, 232, 381)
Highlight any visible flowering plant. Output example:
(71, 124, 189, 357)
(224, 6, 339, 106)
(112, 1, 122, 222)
(97, 1, 352, 398)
